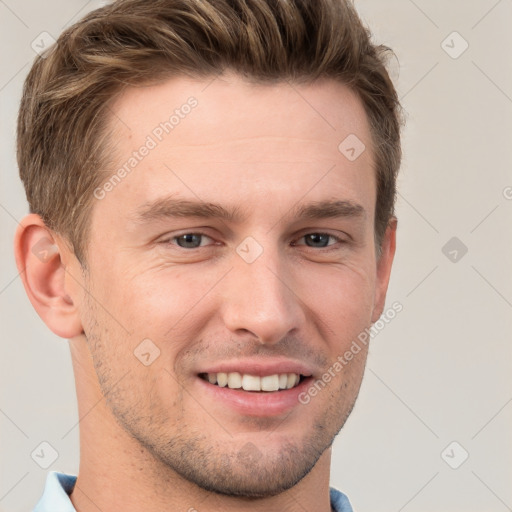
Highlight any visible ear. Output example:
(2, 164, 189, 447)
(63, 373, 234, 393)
(14, 213, 84, 339)
(371, 217, 397, 323)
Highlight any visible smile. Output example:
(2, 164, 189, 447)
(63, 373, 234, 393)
(199, 372, 307, 392)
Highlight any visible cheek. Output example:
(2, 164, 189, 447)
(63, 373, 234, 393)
(124, 267, 217, 330)
(295, 261, 376, 336)
(94, 263, 229, 369)
(88, 244, 376, 345)
(88, 257, 197, 331)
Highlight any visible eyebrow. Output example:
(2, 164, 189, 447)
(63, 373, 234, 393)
(133, 196, 366, 224)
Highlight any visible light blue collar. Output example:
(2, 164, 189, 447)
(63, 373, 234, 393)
(33, 472, 353, 512)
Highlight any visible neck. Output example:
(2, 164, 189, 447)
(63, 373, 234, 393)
(68, 337, 334, 512)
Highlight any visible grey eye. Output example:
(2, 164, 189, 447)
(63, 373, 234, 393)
(303, 233, 333, 248)
(175, 234, 205, 249)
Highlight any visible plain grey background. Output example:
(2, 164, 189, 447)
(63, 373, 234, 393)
(1, 1, 511, 511)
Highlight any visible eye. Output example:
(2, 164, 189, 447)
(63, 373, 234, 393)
(294, 233, 344, 249)
(169, 233, 214, 249)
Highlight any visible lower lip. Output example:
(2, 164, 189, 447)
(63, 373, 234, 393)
(196, 376, 314, 417)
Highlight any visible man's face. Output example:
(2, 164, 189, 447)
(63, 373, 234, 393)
(75, 73, 392, 497)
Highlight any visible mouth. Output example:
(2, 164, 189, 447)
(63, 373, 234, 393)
(195, 360, 317, 416)
(198, 372, 308, 392)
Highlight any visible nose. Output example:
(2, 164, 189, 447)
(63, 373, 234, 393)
(220, 245, 306, 345)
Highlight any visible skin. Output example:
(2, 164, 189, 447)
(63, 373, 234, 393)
(15, 72, 396, 512)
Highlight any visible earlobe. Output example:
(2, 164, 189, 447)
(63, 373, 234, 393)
(14, 213, 84, 339)
(371, 217, 397, 323)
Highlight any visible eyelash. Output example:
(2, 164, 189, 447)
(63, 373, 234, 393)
(161, 231, 347, 251)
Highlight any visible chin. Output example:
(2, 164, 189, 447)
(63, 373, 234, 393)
(152, 435, 331, 499)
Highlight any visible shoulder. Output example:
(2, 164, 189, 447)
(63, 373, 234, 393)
(330, 486, 354, 512)
(33, 471, 77, 512)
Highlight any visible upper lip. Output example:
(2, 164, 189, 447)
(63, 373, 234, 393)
(197, 358, 317, 378)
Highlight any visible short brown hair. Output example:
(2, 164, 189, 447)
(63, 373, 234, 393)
(17, 0, 402, 266)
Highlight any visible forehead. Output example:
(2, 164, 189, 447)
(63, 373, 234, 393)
(108, 72, 372, 153)
(96, 72, 375, 227)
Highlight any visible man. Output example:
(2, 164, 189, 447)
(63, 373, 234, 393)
(14, 0, 402, 510)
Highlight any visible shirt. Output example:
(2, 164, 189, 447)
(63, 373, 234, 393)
(33, 471, 354, 512)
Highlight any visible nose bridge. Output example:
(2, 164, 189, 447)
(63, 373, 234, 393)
(221, 239, 304, 344)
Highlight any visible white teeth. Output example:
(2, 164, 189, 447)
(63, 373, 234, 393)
(227, 372, 242, 389)
(242, 374, 261, 391)
(287, 373, 297, 389)
(217, 372, 228, 387)
(261, 375, 279, 391)
(203, 372, 303, 391)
